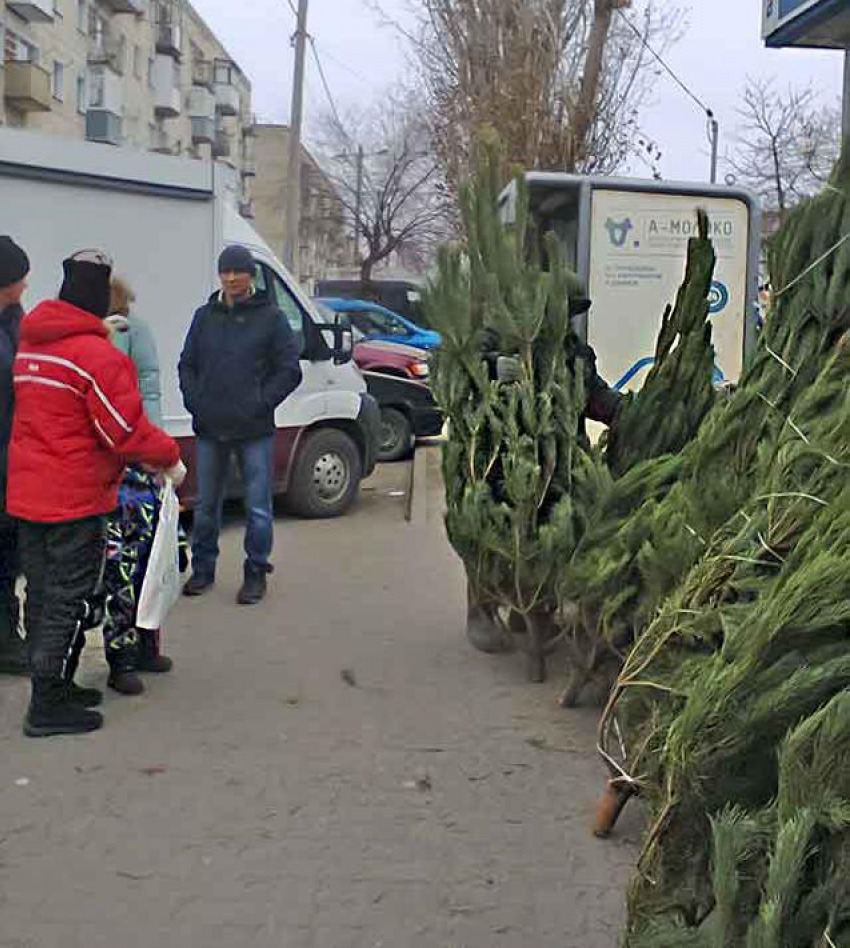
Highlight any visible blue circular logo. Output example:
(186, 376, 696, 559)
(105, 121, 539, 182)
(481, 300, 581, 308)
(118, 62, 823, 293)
(708, 281, 729, 315)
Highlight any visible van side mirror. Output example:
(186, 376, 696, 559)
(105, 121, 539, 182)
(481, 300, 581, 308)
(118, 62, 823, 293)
(332, 313, 354, 365)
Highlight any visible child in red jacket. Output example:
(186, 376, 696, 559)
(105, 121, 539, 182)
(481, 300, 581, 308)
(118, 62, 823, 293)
(8, 250, 185, 737)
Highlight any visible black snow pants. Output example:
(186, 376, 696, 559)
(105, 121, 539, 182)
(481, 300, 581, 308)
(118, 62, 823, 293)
(18, 516, 106, 681)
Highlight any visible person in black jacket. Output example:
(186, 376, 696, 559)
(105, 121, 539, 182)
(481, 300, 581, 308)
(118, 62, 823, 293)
(567, 294, 623, 427)
(0, 237, 30, 675)
(482, 292, 623, 429)
(179, 245, 302, 605)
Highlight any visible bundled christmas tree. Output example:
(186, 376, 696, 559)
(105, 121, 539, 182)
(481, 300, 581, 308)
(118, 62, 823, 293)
(425, 142, 603, 681)
(578, 154, 850, 943)
(604, 209, 719, 478)
(592, 155, 850, 837)
(629, 689, 850, 947)
(557, 210, 719, 705)
(570, 152, 850, 662)
(623, 483, 850, 944)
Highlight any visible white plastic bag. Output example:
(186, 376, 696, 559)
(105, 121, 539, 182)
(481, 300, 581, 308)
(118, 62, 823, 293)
(136, 481, 181, 631)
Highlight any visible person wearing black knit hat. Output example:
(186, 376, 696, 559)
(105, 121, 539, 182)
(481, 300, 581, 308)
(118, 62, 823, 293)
(7, 248, 185, 737)
(0, 236, 30, 676)
(59, 249, 114, 320)
(179, 244, 302, 605)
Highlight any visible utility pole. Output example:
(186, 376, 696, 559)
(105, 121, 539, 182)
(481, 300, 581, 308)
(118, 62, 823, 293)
(284, 0, 309, 278)
(352, 144, 364, 268)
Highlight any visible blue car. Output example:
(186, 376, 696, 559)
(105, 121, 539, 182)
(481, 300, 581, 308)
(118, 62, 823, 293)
(316, 297, 441, 351)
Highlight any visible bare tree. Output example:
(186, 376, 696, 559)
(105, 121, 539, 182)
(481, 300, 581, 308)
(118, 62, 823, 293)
(314, 93, 453, 283)
(370, 0, 682, 194)
(728, 77, 841, 217)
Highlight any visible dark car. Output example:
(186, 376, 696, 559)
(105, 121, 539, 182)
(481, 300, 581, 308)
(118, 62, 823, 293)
(352, 341, 443, 462)
(315, 278, 426, 325)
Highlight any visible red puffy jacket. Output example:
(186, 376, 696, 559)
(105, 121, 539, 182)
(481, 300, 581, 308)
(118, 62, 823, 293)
(7, 300, 180, 523)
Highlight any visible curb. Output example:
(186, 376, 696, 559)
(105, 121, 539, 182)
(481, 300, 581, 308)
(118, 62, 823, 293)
(405, 446, 429, 526)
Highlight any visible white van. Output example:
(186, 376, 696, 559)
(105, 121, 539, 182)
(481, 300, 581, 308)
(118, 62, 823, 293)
(0, 127, 380, 517)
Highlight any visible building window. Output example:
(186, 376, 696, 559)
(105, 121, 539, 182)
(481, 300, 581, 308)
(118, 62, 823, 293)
(213, 59, 233, 85)
(76, 73, 86, 114)
(148, 56, 155, 89)
(77, 0, 86, 33)
(52, 61, 65, 102)
(4, 29, 38, 64)
(133, 44, 142, 80)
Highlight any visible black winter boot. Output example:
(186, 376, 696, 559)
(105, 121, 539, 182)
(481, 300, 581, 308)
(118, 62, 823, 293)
(137, 629, 173, 674)
(107, 667, 145, 696)
(183, 572, 215, 596)
(63, 626, 101, 706)
(0, 598, 28, 676)
(24, 678, 103, 737)
(237, 563, 270, 606)
(65, 682, 103, 707)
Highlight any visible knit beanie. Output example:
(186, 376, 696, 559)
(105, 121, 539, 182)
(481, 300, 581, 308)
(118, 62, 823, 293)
(217, 245, 256, 275)
(59, 250, 113, 320)
(0, 237, 30, 290)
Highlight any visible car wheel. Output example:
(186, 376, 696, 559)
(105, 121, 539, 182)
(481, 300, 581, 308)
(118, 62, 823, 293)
(286, 429, 362, 519)
(377, 407, 414, 463)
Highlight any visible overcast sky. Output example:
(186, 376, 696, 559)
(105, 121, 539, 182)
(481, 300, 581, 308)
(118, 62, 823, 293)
(191, 0, 845, 184)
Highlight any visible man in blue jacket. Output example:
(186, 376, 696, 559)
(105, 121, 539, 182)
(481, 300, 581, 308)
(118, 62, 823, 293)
(0, 237, 29, 674)
(179, 246, 302, 605)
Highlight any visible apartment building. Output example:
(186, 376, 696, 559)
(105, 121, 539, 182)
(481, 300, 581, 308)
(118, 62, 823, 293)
(252, 123, 349, 286)
(0, 0, 256, 216)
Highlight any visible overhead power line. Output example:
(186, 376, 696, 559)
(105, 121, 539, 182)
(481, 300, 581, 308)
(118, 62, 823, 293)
(616, 9, 713, 118)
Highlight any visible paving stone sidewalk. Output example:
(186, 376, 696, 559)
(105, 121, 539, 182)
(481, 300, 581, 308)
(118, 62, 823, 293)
(0, 454, 639, 948)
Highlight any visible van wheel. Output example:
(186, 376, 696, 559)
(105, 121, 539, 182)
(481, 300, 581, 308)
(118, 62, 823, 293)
(287, 429, 362, 519)
(377, 407, 414, 463)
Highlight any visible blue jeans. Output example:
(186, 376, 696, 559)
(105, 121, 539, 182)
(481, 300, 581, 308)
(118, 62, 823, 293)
(191, 436, 274, 578)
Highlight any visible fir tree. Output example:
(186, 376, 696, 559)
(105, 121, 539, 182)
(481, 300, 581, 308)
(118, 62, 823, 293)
(425, 142, 603, 681)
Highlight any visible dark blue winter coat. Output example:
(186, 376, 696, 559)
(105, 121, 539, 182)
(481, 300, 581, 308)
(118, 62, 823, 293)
(178, 291, 302, 442)
(0, 302, 22, 508)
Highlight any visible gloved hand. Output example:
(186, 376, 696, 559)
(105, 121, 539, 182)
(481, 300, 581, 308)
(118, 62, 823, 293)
(164, 460, 187, 487)
(496, 356, 522, 384)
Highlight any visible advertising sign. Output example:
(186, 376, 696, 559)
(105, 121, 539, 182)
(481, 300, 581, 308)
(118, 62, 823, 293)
(588, 189, 751, 392)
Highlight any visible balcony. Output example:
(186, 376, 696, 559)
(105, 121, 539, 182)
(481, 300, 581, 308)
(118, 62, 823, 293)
(152, 54, 181, 117)
(191, 116, 215, 145)
(86, 109, 122, 146)
(212, 133, 232, 159)
(88, 65, 124, 115)
(99, 0, 147, 12)
(214, 82, 240, 116)
(6, 0, 52, 22)
(192, 59, 214, 90)
(88, 32, 127, 75)
(151, 128, 175, 154)
(4, 62, 52, 112)
(188, 86, 215, 120)
(155, 23, 182, 60)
